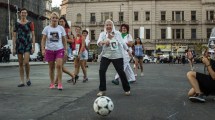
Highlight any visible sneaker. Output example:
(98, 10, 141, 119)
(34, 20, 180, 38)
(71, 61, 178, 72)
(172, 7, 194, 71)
(112, 79, 119, 85)
(49, 83, 55, 89)
(57, 83, 63, 90)
(97, 91, 105, 97)
(129, 80, 136, 84)
(141, 73, 144, 76)
(75, 75, 79, 81)
(83, 78, 88, 83)
(125, 91, 131, 96)
(189, 93, 205, 103)
(67, 79, 73, 83)
(26, 80, 31, 86)
(18, 84, 25, 87)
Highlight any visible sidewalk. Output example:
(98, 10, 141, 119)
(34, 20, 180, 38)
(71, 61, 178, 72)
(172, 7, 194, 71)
(0, 62, 48, 67)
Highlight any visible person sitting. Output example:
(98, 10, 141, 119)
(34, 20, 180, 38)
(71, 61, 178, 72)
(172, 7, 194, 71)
(187, 49, 215, 103)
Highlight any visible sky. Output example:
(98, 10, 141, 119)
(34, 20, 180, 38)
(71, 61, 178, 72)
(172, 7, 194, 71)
(52, 0, 62, 7)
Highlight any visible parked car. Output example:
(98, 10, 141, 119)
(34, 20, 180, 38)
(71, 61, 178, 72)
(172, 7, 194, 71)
(143, 55, 150, 63)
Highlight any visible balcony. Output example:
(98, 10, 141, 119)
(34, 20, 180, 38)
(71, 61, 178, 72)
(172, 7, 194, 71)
(98, 21, 105, 26)
(170, 20, 187, 25)
(205, 20, 215, 25)
(189, 20, 199, 25)
(86, 21, 97, 26)
(158, 20, 169, 25)
(156, 39, 208, 44)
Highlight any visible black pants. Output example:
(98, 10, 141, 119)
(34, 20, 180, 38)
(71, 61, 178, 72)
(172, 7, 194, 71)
(99, 57, 130, 92)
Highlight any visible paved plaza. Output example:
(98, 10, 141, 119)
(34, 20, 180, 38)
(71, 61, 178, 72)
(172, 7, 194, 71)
(0, 63, 215, 120)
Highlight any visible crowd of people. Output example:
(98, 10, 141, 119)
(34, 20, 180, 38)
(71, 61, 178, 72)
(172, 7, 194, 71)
(8, 7, 215, 103)
(0, 46, 11, 63)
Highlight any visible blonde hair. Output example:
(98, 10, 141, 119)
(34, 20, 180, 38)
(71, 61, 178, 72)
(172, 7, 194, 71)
(50, 12, 60, 19)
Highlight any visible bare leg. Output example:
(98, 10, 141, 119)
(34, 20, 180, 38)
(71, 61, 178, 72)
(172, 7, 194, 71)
(139, 58, 143, 73)
(80, 60, 87, 79)
(48, 61, 55, 84)
(56, 58, 63, 84)
(74, 57, 80, 76)
(134, 58, 139, 75)
(24, 52, 30, 81)
(188, 88, 196, 97)
(18, 54, 24, 84)
(187, 71, 202, 94)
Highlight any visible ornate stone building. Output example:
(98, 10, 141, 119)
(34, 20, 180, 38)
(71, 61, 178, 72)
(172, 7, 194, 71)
(0, 0, 49, 45)
(61, 0, 215, 55)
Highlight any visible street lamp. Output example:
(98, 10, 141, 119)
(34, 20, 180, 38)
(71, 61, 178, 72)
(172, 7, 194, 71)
(119, 3, 124, 25)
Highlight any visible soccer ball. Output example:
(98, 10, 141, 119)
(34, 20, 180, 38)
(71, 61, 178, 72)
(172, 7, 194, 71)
(93, 96, 114, 116)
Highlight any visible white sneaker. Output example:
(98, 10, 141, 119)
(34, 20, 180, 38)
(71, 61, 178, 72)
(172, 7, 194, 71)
(141, 73, 144, 76)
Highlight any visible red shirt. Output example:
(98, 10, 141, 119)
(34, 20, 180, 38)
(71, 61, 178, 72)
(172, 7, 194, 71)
(74, 36, 85, 52)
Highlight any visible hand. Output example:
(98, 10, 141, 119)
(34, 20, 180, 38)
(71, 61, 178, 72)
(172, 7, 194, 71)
(78, 54, 81, 59)
(64, 50, 67, 57)
(105, 39, 110, 46)
(128, 51, 133, 58)
(42, 49, 45, 56)
(108, 33, 114, 40)
(31, 47, 35, 54)
(202, 56, 210, 66)
(12, 49, 16, 56)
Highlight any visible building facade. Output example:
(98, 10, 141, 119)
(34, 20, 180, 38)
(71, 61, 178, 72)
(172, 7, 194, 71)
(0, 0, 49, 46)
(61, 0, 215, 55)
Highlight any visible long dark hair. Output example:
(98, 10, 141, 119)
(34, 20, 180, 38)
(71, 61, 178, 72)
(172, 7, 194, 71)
(59, 17, 70, 28)
(134, 37, 143, 45)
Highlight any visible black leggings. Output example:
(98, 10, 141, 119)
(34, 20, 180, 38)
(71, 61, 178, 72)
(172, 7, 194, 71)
(99, 57, 130, 92)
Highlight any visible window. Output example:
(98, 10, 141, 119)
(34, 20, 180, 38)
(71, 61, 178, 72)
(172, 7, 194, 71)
(172, 29, 184, 39)
(134, 12, 138, 21)
(77, 13, 82, 23)
(191, 29, 196, 39)
(191, 11, 196, 21)
(145, 11, 150, 21)
(176, 29, 181, 39)
(101, 12, 113, 22)
(134, 29, 139, 39)
(172, 11, 184, 21)
(161, 11, 166, 21)
(206, 11, 214, 20)
(90, 30, 95, 40)
(161, 29, 166, 39)
(119, 12, 124, 22)
(145, 29, 150, 39)
(207, 28, 212, 38)
(90, 13, 96, 22)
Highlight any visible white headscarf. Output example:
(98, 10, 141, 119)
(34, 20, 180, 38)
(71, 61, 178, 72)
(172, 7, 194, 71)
(104, 19, 116, 34)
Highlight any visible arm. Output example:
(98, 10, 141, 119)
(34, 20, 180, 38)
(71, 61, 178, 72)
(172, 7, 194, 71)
(32, 31, 35, 52)
(41, 35, 47, 56)
(79, 36, 86, 55)
(97, 32, 109, 46)
(202, 57, 215, 80)
(62, 36, 67, 51)
(12, 32, 16, 56)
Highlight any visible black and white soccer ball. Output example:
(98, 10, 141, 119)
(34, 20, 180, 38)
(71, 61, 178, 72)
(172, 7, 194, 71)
(93, 96, 114, 116)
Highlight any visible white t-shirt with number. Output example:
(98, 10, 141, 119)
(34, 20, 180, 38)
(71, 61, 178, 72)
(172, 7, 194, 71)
(42, 25, 66, 51)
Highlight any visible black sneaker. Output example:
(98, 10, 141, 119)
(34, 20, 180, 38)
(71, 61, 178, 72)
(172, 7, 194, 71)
(189, 93, 206, 103)
(112, 79, 119, 85)
(75, 75, 79, 81)
(26, 80, 31, 86)
(18, 84, 25, 87)
(83, 78, 88, 83)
